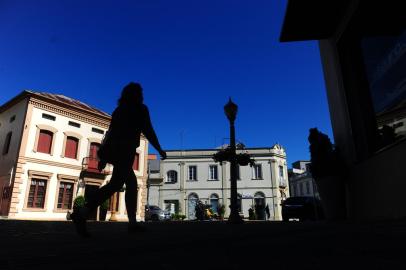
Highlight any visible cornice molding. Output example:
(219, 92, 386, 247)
(29, 98, 110, 128)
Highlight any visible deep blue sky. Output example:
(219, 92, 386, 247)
(0, 0, 333, 167)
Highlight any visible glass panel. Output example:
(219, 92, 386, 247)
(361, 30, 406, 148)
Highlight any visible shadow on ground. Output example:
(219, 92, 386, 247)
(1, 220, 405, 269)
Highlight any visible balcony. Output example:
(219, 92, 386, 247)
(82, 157, 111, 176)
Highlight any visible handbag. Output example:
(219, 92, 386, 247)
(97, 128, 115, 165)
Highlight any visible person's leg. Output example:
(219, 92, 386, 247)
(84, 166, 126, 215)
(124, 168, 137, 224)
(71, 165, 125, 237)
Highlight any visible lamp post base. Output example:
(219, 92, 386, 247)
(227, 212, 244, 224)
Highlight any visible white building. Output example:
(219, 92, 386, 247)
(148, 145, 289, 220)
(288, 160, 319, 198)
(0, 91, 149, 221)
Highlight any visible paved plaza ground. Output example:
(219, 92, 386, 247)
(0, 219, 405, 269)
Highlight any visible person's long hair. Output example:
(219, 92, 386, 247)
(118, 82, 143, 106)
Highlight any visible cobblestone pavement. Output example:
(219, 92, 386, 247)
(1, 219, 406, 269)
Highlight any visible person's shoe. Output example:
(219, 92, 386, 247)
(128, 223, 146, 234)
(70, 209, 90, 238)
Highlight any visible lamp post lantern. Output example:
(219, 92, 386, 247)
(224, 98, 243, 224)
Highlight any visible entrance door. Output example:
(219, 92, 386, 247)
(187, 193, 199, 220)
(85, 184, 99, 220)
(254, 192, 266, 220)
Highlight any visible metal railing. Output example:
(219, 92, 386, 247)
(81, 157, 111, 174)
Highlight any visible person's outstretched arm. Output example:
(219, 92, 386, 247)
(142, 105, 167, 159)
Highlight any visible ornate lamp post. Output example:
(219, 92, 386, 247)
(213, 98, 254, 224)
(224, 98, 242, 224)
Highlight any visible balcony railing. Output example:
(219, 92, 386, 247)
(82, 157, 111, 174)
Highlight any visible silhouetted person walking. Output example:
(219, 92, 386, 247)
(265, 204, 270, 220)
(71, 82, 166, 237)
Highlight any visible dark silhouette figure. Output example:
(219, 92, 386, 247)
(265, 204, 270, 220)
(195, 201, 205, 221)
(71, 82, 166, 237)
(248, 206, 255, 220)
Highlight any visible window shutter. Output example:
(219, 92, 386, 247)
(65, 137, 78, 159)
(133, 153, 140, 170)
(37, 130, 53, 154)
(89, 143, 99, 158)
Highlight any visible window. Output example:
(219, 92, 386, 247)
(360, 29, 406, 149)
(209, 165, 218, 180)
(92, 127, 104, 134)
(2, 132, 12, 155)
(164, 200, 179, 214)
(57, 182, 74, 209)
(299, 182, 304, 196)
(253, 164, 263, 179)
(27, 179, 47, 208)
(88, 142, 100, 171)
(64, 136, 79, 159)
(210, 194, 219, 213)
(166, 170, 178, 183)
(188, 166, 197, 181)
(133, 153, 140, 170)
(279, 165, 284, 178)
(37, 130, 53, 154)
(42, 113, 56, 121)
(68, 121, 81, 128)
(9, 115, 15, 123)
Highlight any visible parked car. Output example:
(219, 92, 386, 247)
(281, 196, 324, 221)
(145, 205, 171, 221)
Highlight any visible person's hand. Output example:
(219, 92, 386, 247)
(159, 150, 167, 160)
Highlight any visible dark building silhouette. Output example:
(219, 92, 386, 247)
(281, 0, 406, 220)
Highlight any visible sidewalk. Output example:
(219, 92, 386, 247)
(1, 219, 405, 269)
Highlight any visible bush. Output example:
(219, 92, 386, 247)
(73, 195, 86, 210)
(171, 213, 186, 221)
(217, 204, 225, 218)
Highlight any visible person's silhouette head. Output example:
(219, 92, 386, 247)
(118, 82, 143, 106)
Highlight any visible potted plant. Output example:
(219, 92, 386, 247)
(67, 195, 86, 220)
(99, 199, 109, 221)
(308, 128, 347, 221)
(73, 195, 86, 211)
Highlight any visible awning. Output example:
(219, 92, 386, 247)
(279, 0, 406, 42)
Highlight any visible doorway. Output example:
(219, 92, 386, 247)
(85, 184, 99, 220)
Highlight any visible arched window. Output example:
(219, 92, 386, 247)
(64, 136, 79, 159)
(37, 130, 53, 154)
(166, 170, 178, 183)
(254, 192, 265, 206)
(210, 193, 219, 213)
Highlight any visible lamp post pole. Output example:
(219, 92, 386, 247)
(224, 98, 243, 224)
